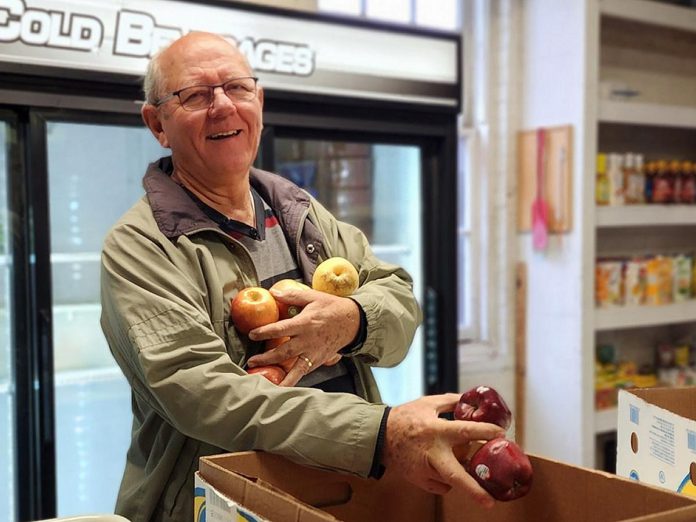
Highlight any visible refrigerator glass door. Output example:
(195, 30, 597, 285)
(275, 139, 423, 405)
(46, 121, 163, 516)
(0, 120, 15, 522)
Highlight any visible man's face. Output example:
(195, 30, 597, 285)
(146, 34, 264, 182)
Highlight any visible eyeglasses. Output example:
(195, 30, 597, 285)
(153, 76, 259, 111)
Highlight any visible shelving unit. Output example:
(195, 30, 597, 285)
(591, 0, 696, 470)
(597, 206, 696, 227)
(518, 0, 696, 472)
(598, 100, 696, 129)
(595, 301, 696, 331)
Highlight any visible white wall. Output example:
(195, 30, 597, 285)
(516, 0, 595, 466)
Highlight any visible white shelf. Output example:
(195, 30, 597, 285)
(595, 300, 696, 331)
(596, 205, 696, 227)
(601, 0, 696, 33)
(595, 407, 617, 434)
(599, 100, 696, 129)
(51, 252, 101, 263)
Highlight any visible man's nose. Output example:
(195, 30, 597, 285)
(208, 86, 237, 114)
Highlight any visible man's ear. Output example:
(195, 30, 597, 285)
(141, 104, 170, 148)
(257, 85, 264, 110)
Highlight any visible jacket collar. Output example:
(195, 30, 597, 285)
(143, 156, 310, 240)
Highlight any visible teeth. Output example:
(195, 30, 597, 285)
(209, 130, 241, 139)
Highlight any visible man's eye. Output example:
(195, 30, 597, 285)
(181, 89, 209, 104)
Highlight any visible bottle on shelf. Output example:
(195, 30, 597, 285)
(624, 152, 645, 204)
(608, 153, 624, 206)
(653, 160, 672, 204)
(644, 160, 656, 203)
(596, 153, 610, 206)
(670, 160, 683, 204)
(681, 160, 695, 205)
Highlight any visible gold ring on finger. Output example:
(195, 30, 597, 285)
(299, 355, 313, 369)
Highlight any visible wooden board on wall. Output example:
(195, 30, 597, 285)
(517, 125, 573, 232)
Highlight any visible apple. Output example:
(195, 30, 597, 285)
(312, 257, 359, 297)
(248, 365, 286, 385)
(454, 385, 512, 430)
(270, 279, 311, 319)
(467, 438, 533, 501)
(230, 287, 279, 335)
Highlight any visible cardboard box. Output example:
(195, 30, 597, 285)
(617, 387, 696, 498)
(198, 451, 696, 521)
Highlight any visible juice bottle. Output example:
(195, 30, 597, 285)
(644, 161, 656, 203)
(681, 161, 695, 204)
(653, 160, 671, 204)
(608, 153, 624, 206)
(670, 160, 683, 204)
(595, 153, 610, 205)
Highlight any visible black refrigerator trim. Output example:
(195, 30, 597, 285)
(263, 100, 459, 395)
(3, 104, 146, 521)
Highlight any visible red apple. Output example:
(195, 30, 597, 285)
(248, 365, 286, 385)
(454, 385, 512, 430)
(270, 279, 311, 320)
(467, 438, 533, 501)
(230, 287, 279, 334)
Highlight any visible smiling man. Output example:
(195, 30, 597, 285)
(100, 32, 503, 522)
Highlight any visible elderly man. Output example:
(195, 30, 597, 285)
(100, 31, 503, 521)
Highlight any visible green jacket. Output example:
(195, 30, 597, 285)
(100, 158, 422, 522)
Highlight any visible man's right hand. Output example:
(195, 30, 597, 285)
(381, 393, 505, 508)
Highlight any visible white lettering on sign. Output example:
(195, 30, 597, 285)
(113, 10, 315, 76)
(113, 10, 181, 58)
(0, 0, 102, 51)
(0, 3, 315, 77)
(237, 38, 313, 76)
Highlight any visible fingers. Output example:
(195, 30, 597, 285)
(248, 318, 295, 341)
(423, 479, 452, 495)
(440, 419, 506, 444)
(425, 393, 465, 414)
(429, 451, 495, 508)
(279, 354, 314, 386)
(270, 287, 319, 307)
(247, 342, 294, 367)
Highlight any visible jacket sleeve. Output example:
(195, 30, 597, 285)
(100, 222, 385, 477)
(308, 198, 423, 368)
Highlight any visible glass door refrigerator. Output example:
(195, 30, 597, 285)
(273, 138, 424, 405)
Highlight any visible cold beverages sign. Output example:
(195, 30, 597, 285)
(0, 0, 458, 105)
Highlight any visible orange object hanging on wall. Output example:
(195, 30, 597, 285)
(517, 125, 573, 234)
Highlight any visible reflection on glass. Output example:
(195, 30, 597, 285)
(0, 121, 15, 522)
(47, 122, 163, 516)
(275, 139, 423, 405)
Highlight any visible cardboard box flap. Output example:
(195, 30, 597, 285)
(201, 451, 435, 521)
(624, 505, 696, 522)
(199, 453, 336, 521)
(628, 387, 696, 420)
(201, 451, 696, 522)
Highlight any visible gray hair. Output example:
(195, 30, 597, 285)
(143, 48, 166, 105)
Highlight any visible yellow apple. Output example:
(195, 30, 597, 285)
(312, 257, 359, 297)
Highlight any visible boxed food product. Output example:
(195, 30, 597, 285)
(596, 259, 624, 308)
(197, 450, 696, 521)
(617, 387, 696, 499)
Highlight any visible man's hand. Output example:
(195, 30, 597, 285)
(382, 394, 505, 508)
(246, 287, 360, 385)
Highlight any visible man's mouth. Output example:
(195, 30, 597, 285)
(208, 130, 241, 140)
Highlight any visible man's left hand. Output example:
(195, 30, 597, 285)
(246, 287, 360, 386)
